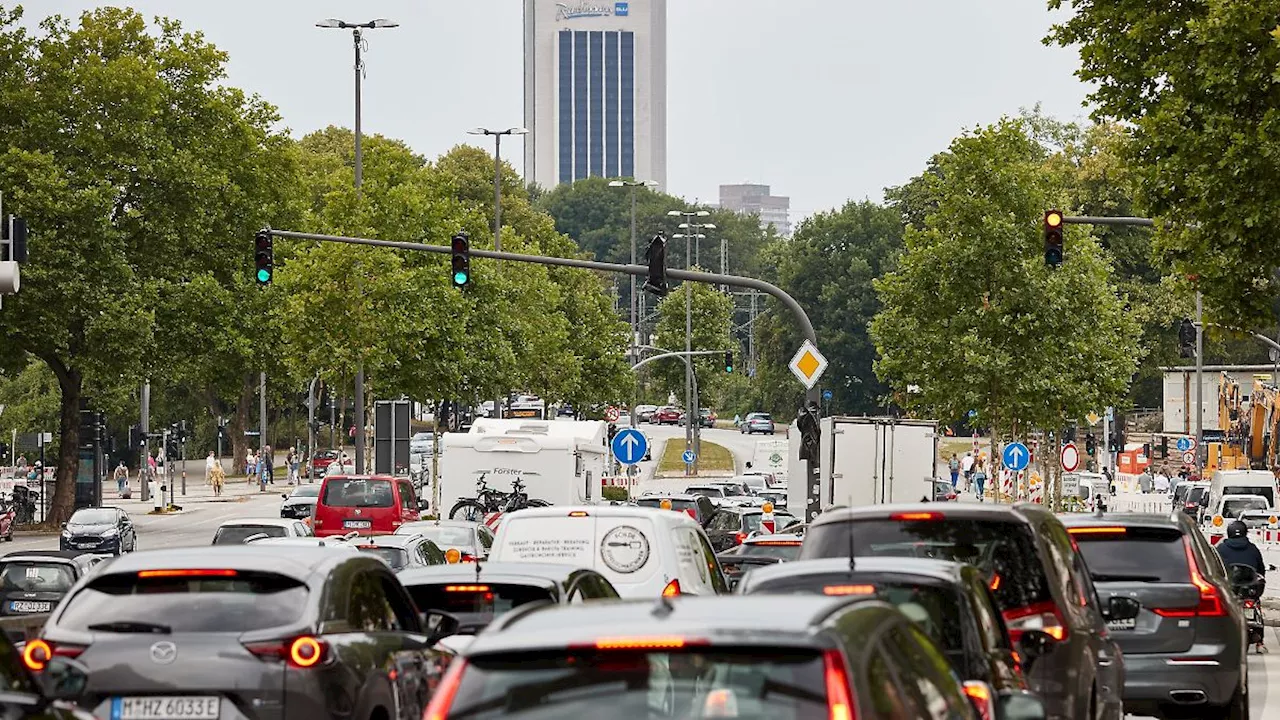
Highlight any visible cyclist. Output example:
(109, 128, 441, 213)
(1217, 520, 1266, 584)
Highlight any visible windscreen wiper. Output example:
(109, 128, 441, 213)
(86, 621, 173, 634)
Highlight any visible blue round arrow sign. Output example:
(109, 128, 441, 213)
(682, 450, 697, 464)
(611, 428, 649, 466)
(1002, 442, 1030, 472)
(1175, 437, 1193, 453)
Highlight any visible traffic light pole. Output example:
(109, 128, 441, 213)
(265, 228, 823, 513)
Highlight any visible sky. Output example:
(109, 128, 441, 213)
(23, 1, 1094, 223)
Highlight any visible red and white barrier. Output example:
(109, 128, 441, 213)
(483, 511, 503, 531)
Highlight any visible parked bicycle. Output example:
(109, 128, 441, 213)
(449, 475, 549, 521)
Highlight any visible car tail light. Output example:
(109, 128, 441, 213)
(1067, 526, 1127, 535)
(946, 493, 957, 501)
(423, 658, 467, 720)
(962, 681, 994, 720)
(1152, 537, 1225, 617)
(22, 640, 84, 672)
(751, 540, 801, 546)
(823, 585, 875, 596)
(1002, 601, 1068, 643)
(822, 649, 857, 720)
(989, 574, 1001, 591)
(138, 569, 237, 578)
(1245, 599, 1257, 609)
(244, 635, 330, 668)
(889, 511, 942, 521)
(445, 585, 490, 592)
(585, 636, 703, 650)
(734, 532, 747, 545)
(662, 579, 681, 597)
(460, 553, 477, 563)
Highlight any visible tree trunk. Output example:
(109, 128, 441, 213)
(41, 355, 81, 525)
(228, 375, 254, 475)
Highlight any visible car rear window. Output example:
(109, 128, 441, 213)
(1188, 486, 1208, 503)
(636, 498, 700, 518)
(686, 487, 724, 497)
(360, 547, 409, 569)
(322, 478, 395, 508)
(407, 583, 554, 615)
(801, 518, 1051, 611)
(1222, 486, 1275, 507)
(739, 542, 802, 560)
(408, 525, 475, 547)
(1070, 526, 1190, 583)
(449, 648, 827, 719)
(213, 525, 287, 545)
(743, 513, 796, 533)
(1222, 496, 1270, 518)
(0, 562, 75, 592)
(57, 570, 306, 633)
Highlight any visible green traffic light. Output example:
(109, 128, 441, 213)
(726, 365, 733, 373)
(453, 271, 469, 285)
(256, 268, 271, 283)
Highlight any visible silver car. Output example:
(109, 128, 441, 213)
(740, 412, 775, 434)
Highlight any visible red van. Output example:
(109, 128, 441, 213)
(313, 474, 420, 537)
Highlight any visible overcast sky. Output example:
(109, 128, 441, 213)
(25, 1, 1093, 222)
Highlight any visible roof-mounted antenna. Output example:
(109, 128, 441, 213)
(847, 495, 856, 573)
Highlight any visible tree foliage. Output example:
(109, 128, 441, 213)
(871, 119, 1140, 434)
(652, 278, 735, 407)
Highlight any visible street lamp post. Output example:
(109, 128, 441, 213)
(317, 17, 398, 474)
(469, 127, 528, 420)
(668, 209, 712, 474)
(609, 180, 658, 429)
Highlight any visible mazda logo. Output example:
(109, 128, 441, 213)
(150, 641, 177, 664)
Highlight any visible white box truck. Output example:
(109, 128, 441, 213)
(788, 416, 937, 512)
(438, 418, 611, 515)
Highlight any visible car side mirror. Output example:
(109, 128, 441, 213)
(1106, 596, 1141, 622)
(996, 691, 1047, 720)
(422, 609, 461, 644)
(59, 522, 67, 529)
(281, 493, 289, 499)
(37, 656, 89, 702)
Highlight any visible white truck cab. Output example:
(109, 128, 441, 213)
(488, 505, 729, 598)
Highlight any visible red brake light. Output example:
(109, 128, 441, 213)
(822, 649, 857, 720)
(138, 569, 237, 578)
(20, 640, 78, 672)
(734, 532, 748, 545)
(423, 658, 467, 720)
(460, 553, 477, 563)
(244, 636, 330, 668)
(592, 636, 696, 650)
(823, 584, 875, 596)
(1068, 526, 1127, 535)
(890, 512, 941, 521)
(963, 682, 994, 720)
(1245, 599, 1257, 609)
(445, 585, 490, 592)
(751, 540, 802, 546)
(1002, 601, 1068, 643)
(988, 574, 1001, 591)
(1153, 537, 1225, 617)
(662, 579, 681, 597)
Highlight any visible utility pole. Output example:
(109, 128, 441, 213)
(748, 290, 758, 375)
(307, 377, 318, 481)
(259, 372, 267, 490)
(140, 381, 150, 503)
(1195, 291, 1204, 468)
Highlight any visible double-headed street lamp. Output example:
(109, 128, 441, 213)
(469, 127, 528, 419)
(668, 209, 712, 474)
(317, 17, 398, 473)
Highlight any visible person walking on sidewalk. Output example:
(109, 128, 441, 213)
(205, 451, 217, 483)
(972, 459, 988, 501)
(263, 444, 275, 485)
(948, 454, 960, 489)
(113, 461, 129, 497)
(209, 461, 226, 497)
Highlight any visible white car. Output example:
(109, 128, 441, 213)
(489, 505, 729, 598)
(210, 518, 312, 545)
(244, 536, 359, 551)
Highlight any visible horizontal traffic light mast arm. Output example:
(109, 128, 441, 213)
(1197, 321, 1280, 354)
(630, 349, 729, 372)
(1059, 215, 1155, 227)
(267, 228, 819, 399)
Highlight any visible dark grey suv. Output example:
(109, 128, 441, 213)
(801, 502, 1136, 720)
(1062, 512, 1247, 719)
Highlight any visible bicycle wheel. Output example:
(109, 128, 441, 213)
(526, 498, 551, 507)
(449, 499, 489, 521)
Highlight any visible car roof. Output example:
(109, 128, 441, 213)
(499, 505, 702, 527)
(87, 546, 374, 583)
(742, 557, 968, 587)
(470, 595, 895, 656)
(743, 533, 804, 544)
(402, 519, 478, 531)
(248, 537, 357, 549)
(0, 549, 86, 563)
(811, 501, 1048, 527)
(219, 517, 298, 528)
(359, 534, 416, 548)
(638, 493, 704, 501)
(70, 507, 121, 515)
(1058, 512, 1188, 531)
(397, 562, 584, 588)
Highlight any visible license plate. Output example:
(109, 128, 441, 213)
(1106, 618, 1136, 631)
(76, 541, 98, 548)
(343, 520, 372, 529)
(8, 601, 50, 613)
(112, 696, 221, 720)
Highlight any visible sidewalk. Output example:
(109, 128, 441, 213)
(104, 473, 305, 512)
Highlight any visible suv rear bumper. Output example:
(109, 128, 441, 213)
(1120, 651, 1241, 711)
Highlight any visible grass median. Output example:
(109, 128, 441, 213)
(656, 437, 735, 474)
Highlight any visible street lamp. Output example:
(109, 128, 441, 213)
(469, 127, 528, 419)
(667, 209, 711, 475)
(317, 17, 399, 474)
(610, 179, 659, 429)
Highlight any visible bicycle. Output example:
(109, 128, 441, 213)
(449, 476, 550, 521)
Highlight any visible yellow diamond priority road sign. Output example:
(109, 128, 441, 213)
(1086, 411, 1101, 426)
(789, 340, 828, 390)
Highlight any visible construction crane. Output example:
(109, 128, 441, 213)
(1253, 378, 1280, 471)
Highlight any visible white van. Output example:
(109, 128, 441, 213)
(488, 505, 729, 598)
(1205, 493, 1275, 543)
(1208, 470, 1279, 517)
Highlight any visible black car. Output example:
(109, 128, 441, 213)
(738, 556, 1034, 717)
(58, 508, 136, 556)
(0, 621, 96, 720)
(703, 506, 798, 552)
(1061, 512, 1247, 719)
(0, 551, 107, 619)
(633, 493, 717, 526)
(398, 562, 619, 635)
(355, 533, 446, 571)
(800, 502, 1134, 720)
(424, 594, 1047, 719)
(280, 485, 320, 520)
(25, 547, 458, 720)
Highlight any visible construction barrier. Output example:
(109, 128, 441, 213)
(1028, 476, 1043, 505)
(1108, 493, 1172, 514)
(482, 511, 503, 531)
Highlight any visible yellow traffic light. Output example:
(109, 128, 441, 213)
(1045, 211, 1063, 228)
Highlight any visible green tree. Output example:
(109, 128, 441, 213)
(652, 277, 735, 408)
(870, 119, 1140, 436)
(1047, 0, 1280, 325)
(0, 7, 296, 520)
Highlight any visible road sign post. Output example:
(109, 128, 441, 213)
(1002, 442, 1030, 472)
(611, 428, 649, 466)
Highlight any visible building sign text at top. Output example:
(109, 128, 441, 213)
(556, 2, 627, 21)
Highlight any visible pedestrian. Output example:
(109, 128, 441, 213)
(287, 448, 298, 484)
(14, 455, 26, 470)
(1154, 467, 1170, 494)
(209, 461, 225, 497)
(948, 454, 960, 489)
(243, 447, 253, 477)
(113, 460, 129, 497)
(1138, 466, 1153, 494)
(263, 444, 274, 485)
(973, 459, 988, 501)
(960, 452, 975, 483)
(205, 451, 217, 485)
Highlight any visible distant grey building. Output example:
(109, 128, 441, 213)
(523, 0, 668, 190)
(719, 184, 791, 237)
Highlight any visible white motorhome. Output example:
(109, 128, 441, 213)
(439, 418, 610, 513)
(788, 416, 938, 516)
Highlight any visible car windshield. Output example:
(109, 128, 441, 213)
(290, 486, 320, 498)
(743, 513, 796, 532)
(359, 547, 409, 569)
(1222, 486, 1275, 507)
(58, 570, 307, 633)
(322, 478, 395, 508)
(70, 509, 116, 525)
(802, 518, 1051, 612)
(0, 562, 76, 592)
(751, 414, 772, 422)
(406, 583, 554, 615)
(213, 525, 287, 545)
(1223, 496, 1270, 518)
(1070, 526, 1189, 583)
(686, 487, 724, 498)
(408, 525, 475, 547)
(738, 542, 802, 560)
(449, 648, 828, 719)
(715, 485, 747, 497)
(738, 476, 768, 490)
(636, 498, 700, 518)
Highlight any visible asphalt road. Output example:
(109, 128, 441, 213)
(1123, 626, 1279, 718)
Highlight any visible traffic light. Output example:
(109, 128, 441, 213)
(1043, 210, 1064, 267)
(3, 216, 27, 263)
(797, 402, 821, 464)
(451, 232, 471, 288)
(1085, 433, 1096, 456)
(254, 229, 273, 285)
(724, 350, 734, 373)
(1178, 318, 1197, 359)
(643, 232, 668, 296)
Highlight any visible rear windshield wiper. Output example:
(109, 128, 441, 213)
(86, 621, 172, 634)
(1090, 573, 1163, 582)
